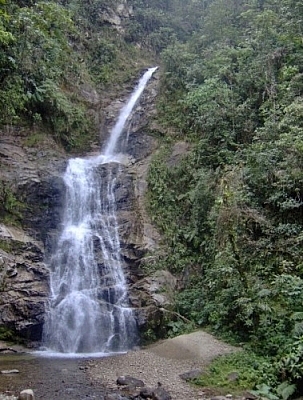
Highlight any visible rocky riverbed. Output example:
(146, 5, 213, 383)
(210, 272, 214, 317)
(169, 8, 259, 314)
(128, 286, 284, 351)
(0, 331, 242, 400)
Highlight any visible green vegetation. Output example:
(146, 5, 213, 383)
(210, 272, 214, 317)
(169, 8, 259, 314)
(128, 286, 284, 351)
(194, 351, 277, 394)
(146, 0, 303, 397)
(0, 181, 25, 225)
(0, 0, 199, 151)
(0, 326, 15, 341)
(0, 0, 159, 151)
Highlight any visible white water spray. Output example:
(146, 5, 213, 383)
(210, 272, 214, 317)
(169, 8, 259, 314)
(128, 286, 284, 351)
(43, 67, 157, 354)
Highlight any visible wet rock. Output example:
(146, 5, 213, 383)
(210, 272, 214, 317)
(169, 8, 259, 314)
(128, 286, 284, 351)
(18, 389, 35, 400)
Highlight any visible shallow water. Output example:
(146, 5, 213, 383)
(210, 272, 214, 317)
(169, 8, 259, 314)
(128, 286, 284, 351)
(0, 353, 106, 399)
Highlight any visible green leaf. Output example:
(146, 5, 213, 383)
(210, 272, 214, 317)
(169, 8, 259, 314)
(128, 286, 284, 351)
(276, 382, 296, 400)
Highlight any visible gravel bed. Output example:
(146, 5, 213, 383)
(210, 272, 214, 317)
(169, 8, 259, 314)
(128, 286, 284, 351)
(87, 331, 239, 400)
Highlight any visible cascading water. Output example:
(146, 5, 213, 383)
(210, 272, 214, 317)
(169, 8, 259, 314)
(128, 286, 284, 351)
(104, 67, 158, 157)
(42, 67, 158, 354)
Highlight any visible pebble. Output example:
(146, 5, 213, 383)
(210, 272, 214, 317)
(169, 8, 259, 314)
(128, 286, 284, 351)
(19, 389, 35, 400)
(0, 370, 19, 375)
(0, 393, 18, 400)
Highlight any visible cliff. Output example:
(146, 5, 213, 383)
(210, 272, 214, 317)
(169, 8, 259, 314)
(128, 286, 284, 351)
(0, 68, 175, 344)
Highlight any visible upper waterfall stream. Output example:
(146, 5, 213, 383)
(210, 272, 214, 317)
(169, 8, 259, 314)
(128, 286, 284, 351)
(42, 67, 157, 355)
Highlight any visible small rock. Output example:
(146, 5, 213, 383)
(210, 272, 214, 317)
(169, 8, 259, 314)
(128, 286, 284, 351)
(0, 347, 17, 354)
(116, 375, 145, 387)
(104, 394, 125, 400)
(18, 389, 35, 400)
(1, 370, 19, 375)
(152, 383, 172, 400)
(6, 267, 18, 278)
(211, 397, 228, 400)
(121, 385, 141, 397)
(0, 391, 18, 400)
(179, 369, 202, 381)
(140, 387, 154, 398)
(243, 391, 258, 400)
(226, 395, 233, 398)
(227, 372, 239, 382)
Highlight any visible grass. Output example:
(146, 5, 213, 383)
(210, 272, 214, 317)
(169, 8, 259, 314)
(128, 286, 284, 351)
(193, 351, 277, 395)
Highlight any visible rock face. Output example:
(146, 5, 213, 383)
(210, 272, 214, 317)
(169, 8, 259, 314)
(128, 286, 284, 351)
(0, 69, 172, 344)
(1, 135, 81, 342)
(0, 133, 66, 341)
(98, 0, 133, 32)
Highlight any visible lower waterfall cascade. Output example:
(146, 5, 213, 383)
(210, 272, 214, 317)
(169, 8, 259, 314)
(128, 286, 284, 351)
(42, 67, 158, 354)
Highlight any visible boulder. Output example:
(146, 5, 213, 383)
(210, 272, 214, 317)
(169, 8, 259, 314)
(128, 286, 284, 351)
(129, 270, 177, 339)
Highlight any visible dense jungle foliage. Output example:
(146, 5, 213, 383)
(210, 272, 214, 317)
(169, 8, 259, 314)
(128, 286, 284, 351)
(0, 0, 198, 150)
(146, 0, 303, 397)
(0, 0, 154, 150)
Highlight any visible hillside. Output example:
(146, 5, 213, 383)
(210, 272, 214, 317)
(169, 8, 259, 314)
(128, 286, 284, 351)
(146, 0, 303, 397)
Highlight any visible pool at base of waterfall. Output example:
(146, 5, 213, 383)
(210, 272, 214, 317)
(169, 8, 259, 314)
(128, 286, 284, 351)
(0, 353, 107, 399)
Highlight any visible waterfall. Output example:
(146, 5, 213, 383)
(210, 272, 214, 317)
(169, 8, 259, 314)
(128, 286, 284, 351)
(104, 66, 158, 157)
(42, 67, 157, 354)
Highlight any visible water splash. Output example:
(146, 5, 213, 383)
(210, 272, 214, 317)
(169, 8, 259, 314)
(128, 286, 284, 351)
(42, 67, 157, 354)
